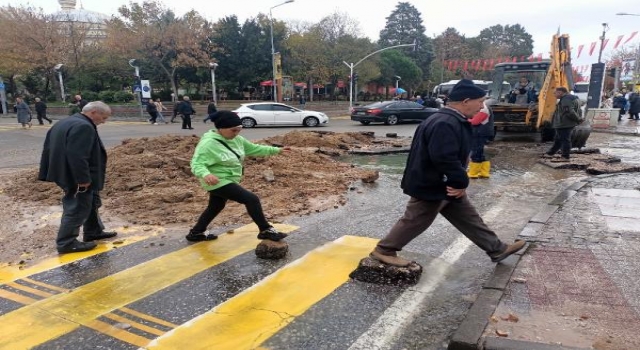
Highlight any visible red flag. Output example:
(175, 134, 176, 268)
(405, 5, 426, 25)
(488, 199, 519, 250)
(520, 56, 525, 62)
(602, 38, 610, 50)
(577, 45, 584, 58)
(589, 42, 597, 56)
(537, 53, 543, 62)
(447, 61, 452, 70)
(613, 35, 624, 49)
(624, 31, 638, 45)
(483, 59, 489, 70)
(453, 60, 459, 70)
(463, 61, 469, 70)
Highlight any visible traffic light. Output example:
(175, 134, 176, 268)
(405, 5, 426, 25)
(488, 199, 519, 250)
(353, 73, 358, 82)
(607, 67, 618, 78)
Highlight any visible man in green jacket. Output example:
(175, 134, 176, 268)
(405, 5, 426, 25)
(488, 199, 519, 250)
(543, 87, 583, 162)
(188, 111, 289, 242)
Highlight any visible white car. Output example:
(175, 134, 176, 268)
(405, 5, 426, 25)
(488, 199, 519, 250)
(233, 102, 329, 128)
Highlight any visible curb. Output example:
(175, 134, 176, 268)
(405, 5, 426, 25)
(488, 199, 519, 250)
(447, 180, 590, 350)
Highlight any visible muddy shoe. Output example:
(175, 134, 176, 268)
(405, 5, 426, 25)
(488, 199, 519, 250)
(58, 240, 97, 254)
(83, 231, 118, 242)
(551, 157, 570, 163)
(541, 153, 554, 159)
(490, 240, 526, 263)
(257, 227, 288, 241)
(369, 250, 412, 267)
(185, 231, 218, 242)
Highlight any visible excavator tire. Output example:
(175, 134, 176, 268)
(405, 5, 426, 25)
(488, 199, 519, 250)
(571, 124, 591, 149)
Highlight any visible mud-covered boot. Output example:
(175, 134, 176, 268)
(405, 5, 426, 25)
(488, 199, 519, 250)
(467, 162, 482, 179)
(479, 161, 491, 178)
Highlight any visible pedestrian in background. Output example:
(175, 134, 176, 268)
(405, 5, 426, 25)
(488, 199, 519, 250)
(629, 90, 640, 120)
(543, 87, 583, 162)
(203, 101, 218, 123)
(15, 97, 32, 129)
(467, 101, 494, 179)
(613, 93, 627, 121)
(34, 98, 53, 125)
(38, 101, 118, 254)
(299, 95, 306, 110)
(146, 100, 159, 125)
(171, 95, 183, 123)
(154, 98, 168, 124)
(178, 95, 195, 130)
(188, 111, 289, 242)
(368, 80, 525, 267)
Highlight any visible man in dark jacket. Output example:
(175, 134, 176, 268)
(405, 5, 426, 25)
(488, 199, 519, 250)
(543, 87, 583, 162)
(146, 100, 159, 124)
(203, 101, 217, 123)
(629, 91, 640, 120)
(38, 101, 117, 253)
(177, 95, 195, 129)
(34, 98, 52, 125)
(369, 79, 525, 267)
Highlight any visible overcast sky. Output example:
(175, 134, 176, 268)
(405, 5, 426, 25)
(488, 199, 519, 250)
(6, 0, 640, 68)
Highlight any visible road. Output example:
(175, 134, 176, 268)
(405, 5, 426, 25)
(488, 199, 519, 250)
(0, 117, 602, 349)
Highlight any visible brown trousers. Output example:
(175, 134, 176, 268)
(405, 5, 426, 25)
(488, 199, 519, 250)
(376, 196, 506, 257)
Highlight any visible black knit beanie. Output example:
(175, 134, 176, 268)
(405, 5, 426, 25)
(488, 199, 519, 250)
(214, 111, 242, 129)
(448, 79, 486, 101)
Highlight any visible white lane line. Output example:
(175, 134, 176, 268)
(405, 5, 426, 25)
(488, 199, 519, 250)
(348, 206, 504, 350)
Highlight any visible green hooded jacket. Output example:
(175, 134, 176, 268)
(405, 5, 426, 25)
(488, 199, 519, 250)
(190, 131, 281, 191)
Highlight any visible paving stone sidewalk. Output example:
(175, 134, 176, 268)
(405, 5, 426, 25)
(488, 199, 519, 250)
(449, 173, 640, 350)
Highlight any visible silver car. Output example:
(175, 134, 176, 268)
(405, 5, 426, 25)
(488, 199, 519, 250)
(233, 102, 329, 128)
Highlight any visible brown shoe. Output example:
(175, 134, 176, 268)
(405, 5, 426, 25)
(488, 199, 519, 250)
(490, 240, 526, 263)
(369, 250, 412, 267)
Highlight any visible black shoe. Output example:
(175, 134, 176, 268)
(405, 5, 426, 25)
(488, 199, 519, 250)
(188, 127, 194, 130)
(58, 240, 97, 254)
(83, 231, 118, 242)
(182, 127, 188, 129)
(257, 227, 288, 241)
(185, 231, 218, 242)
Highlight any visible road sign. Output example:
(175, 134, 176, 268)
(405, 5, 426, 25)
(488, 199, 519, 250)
(133, 85, 141, 93)
(0, 83, 5, 90)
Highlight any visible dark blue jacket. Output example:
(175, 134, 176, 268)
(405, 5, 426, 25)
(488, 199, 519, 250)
(401, 107, 471, 201)
(38, 113, 107, 192)
(613, 96, 627, 109)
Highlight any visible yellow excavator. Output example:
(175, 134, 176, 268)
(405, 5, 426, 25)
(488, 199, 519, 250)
(487, 34, 591, 147)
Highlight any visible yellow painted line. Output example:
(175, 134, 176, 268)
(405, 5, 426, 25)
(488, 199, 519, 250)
(0, 223, 297, 350)
(0, 289, 38, 305)
(0, 228, 157, 284)
(103, 313, 166, 336)
(146, 235, 378, 350)
(120, 307, 178, 328)
(21, 277, 69, 293)
(85, 319, 151, 347)
(4, 282, 53, 298)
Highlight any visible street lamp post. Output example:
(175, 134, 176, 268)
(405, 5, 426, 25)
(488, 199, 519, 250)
(128, 59, 144, 119)
(395, 76, 401, 90)
(209, 62, 218, 104)
(53, 64, 65, 102)
(343, 43, 416, 112)
(270, 0, 294, 102)
(597, 23, 609, 64)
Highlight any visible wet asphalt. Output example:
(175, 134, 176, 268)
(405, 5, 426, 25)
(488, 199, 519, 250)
(1, 118, 639, 349)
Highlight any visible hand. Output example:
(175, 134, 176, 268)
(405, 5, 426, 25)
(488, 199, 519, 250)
(446, 186, 466, 199)
(203, 174, 219, 185)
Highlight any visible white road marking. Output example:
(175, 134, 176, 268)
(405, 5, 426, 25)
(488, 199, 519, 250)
(348, 206, 504, 350)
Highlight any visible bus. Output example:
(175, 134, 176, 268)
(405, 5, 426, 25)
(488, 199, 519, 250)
(433, 80, 511, 100)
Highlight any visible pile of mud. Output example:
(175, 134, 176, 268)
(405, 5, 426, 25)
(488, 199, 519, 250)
(3, 131, 387, 227)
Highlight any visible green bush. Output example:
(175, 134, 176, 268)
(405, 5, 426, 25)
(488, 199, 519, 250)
(98, 91, 115, 103)
(113, 91, 135, 103)
(83, 91, 99, 101)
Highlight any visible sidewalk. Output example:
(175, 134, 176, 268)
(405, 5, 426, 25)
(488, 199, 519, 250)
(449, 173, 640, 350)
(591, 118, 640, 136)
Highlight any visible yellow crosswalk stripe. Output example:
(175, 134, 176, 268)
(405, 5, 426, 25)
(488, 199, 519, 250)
(85, 319, 151, 347)
(120, 307, 178, 328)
(0, 289, 38, 305)
(0, 223, 297, 350)
(21, 277, 70, 293)
(145, 235, 378, 350)
(0, 228, 156, 284)
(103, 312, 166, 336)
(4, 282, 53, 298)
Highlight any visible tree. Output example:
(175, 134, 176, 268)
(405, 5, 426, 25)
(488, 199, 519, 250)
(378, 2, 434, 80)
(477, 24, 534, 58)
(106, 1, 212, 97)
(379, 50, 422, 95)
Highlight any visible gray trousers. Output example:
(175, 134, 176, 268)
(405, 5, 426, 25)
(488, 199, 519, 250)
(376, 196, 506, 257)
(57, 189, 105, 248)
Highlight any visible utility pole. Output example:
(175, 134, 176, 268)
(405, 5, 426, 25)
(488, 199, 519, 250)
(597, 23, 609, 64)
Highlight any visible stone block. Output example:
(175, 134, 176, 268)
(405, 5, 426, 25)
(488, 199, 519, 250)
(349, 257, 422, 286)
(448, 289, 503, 350)
(255, 240, 289, 259)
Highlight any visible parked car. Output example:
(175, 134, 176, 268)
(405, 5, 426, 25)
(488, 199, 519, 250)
(232, 102, 329, 128)
(350, 101, 439, 125)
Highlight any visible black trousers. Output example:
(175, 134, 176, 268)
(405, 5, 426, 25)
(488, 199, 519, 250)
(191, 183, 271, 233)
(546, 127, 573, 158)
(57, 189, 105, 248)
(182, 114, 192, 129)
(36, 111, 52, 124)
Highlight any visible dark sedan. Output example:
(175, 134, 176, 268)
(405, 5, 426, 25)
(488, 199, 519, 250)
(350, 101, 439, 125)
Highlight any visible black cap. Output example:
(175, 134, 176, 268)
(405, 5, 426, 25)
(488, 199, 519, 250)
(214, 111, 242, 129)
(448, 79, 486, 101)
